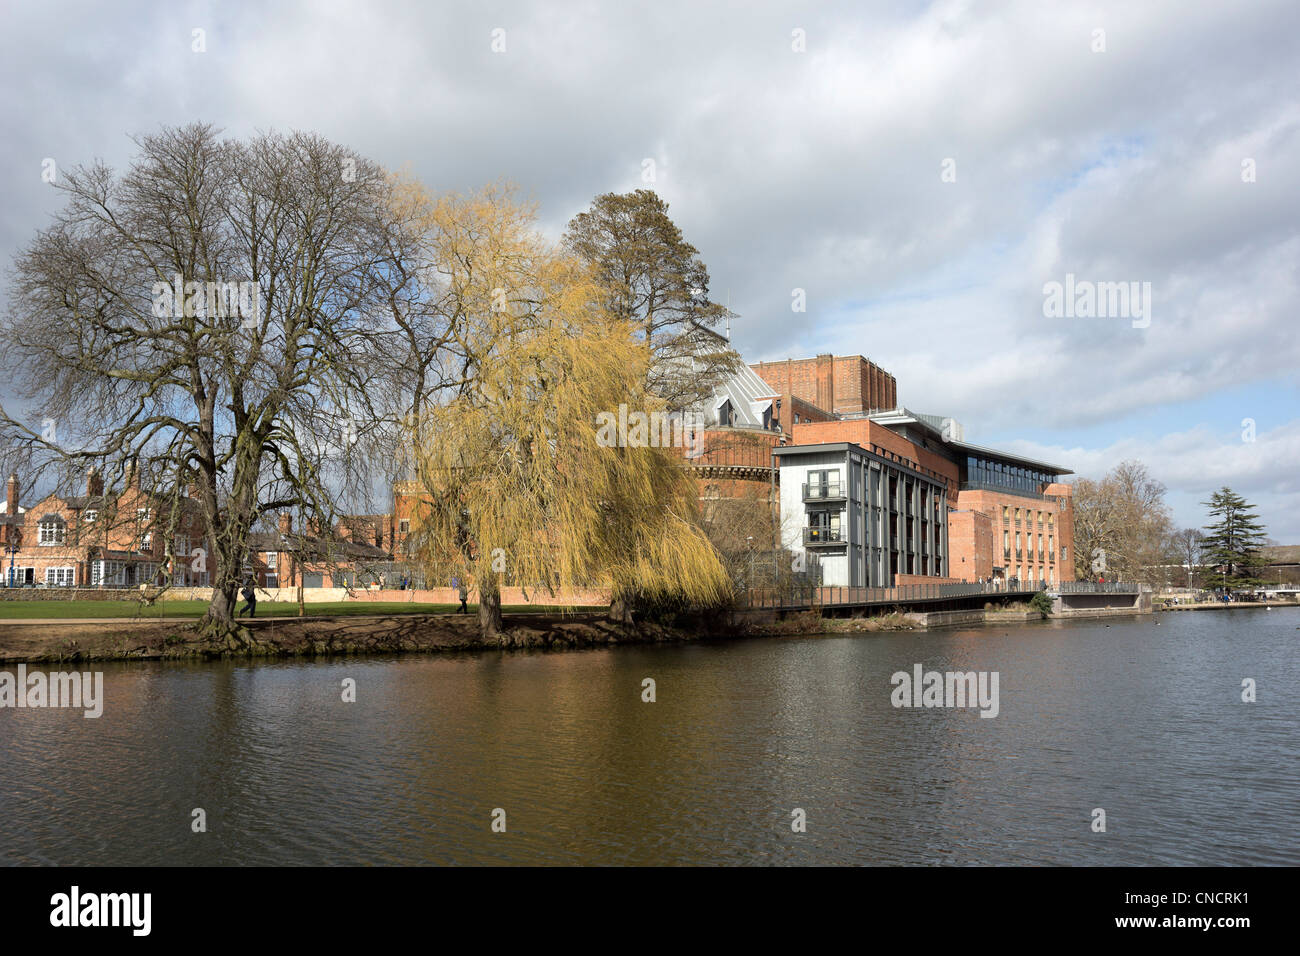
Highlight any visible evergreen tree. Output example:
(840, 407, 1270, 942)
(1200, 487, 1268, 589)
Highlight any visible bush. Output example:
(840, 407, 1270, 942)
(1029, 591, 1054, 617)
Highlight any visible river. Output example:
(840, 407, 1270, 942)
(2, 607, 1297, 865)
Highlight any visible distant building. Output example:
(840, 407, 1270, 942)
(251, 513, 393, 590)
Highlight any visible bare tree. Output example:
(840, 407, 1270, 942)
(1070, 460, 1173, 583)
(1169, 527, 1205, 587)
(1, 123, 401, 644)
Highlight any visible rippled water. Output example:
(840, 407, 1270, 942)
(2, 607, 1297, 865)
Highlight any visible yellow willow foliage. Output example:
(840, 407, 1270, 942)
(402, 184, 731, 608)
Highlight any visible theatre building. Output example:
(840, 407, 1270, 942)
(752, 355, 1076, 589)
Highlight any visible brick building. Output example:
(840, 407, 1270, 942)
(752, 356, 1076, 588)
(248, 513, 393, 589)
(752, 354, 898, 418)
(0, 468, 209, 588)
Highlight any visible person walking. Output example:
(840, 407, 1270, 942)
(457, 578, 469, 614)
(238, 578, 258, 618)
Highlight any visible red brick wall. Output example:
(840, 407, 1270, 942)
(789, 419, 959, 492)
(952, 487, 1073, 584)
(752, 355, 897, 415)
(948, 510, 994, 582)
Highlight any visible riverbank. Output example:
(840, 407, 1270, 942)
(0, 597, 1183, 663)
(0, 612, 702, 663)
(1158, 600, 1299, 612)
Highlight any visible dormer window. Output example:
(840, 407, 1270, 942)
(38, 517, 66, 545)
(83, 509, 98, 523)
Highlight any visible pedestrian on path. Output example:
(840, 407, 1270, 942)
(238, 579, 257, 618)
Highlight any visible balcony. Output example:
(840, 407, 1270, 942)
(1003, 549, 1011, 561)
(1015, 550, 1023, 559)
(803, 482, 846, 502)
(803, 527, 845, 546)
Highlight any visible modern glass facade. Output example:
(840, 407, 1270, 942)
(962, 455, 1055, 495)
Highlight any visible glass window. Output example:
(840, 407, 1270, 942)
(45, 567, 75, 586)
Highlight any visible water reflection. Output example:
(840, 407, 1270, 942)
(2, 608, 1297, 865)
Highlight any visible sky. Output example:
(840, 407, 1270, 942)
(1, 0, 1297, 538)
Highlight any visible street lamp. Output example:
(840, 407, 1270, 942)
(4, 545, 18, 587)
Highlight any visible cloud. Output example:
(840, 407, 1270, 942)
(1, 0, 1296, 535)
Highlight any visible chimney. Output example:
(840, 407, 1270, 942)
(278, 513, 292, 535)
(86, 467, 103, 498)
(815, 354, 835, 414)
(5, 473, 17, 516)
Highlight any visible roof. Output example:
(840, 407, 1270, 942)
(859, 406, 1072, 475)
(945, 438, 1073, 475)
(249, 530, 389, 561)
(699, 362, 777, 430)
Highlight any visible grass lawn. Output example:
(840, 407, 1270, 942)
(0, 600, 603, 620)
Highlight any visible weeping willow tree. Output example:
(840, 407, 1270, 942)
(404, 186, 731, 638)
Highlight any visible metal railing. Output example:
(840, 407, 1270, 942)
(737, 579, 1140, 609)
(802, 526, 845, 545)
(803, 482, 846, 501)
(1059, 581, 1139, 593)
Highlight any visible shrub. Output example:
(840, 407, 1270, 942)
(1029, 591, 1054, 618)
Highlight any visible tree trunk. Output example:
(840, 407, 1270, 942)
(478, 583, 503, 639)
(201, 580, 255, 649)
(607, 592, 633, 625)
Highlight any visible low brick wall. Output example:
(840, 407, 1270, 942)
(1, 584, 610, 607)
(344, 587, 610, 606)
(0, 587, 156, 602)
